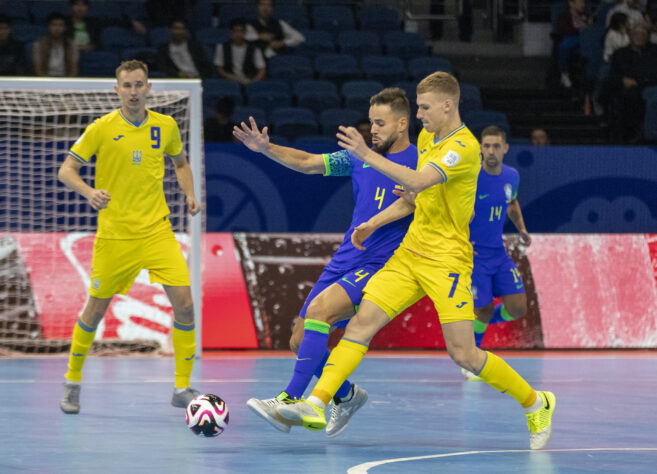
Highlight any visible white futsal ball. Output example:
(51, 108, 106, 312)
(185, 394, 229, 437)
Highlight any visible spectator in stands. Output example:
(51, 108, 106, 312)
(214, 18, 266, 86)
(66, 0, 102, 52)
(530, 128, 550, 146)
(0, 15, 29, 75)
(555, 0, 592, 88)
(607, 23, 657, 142)
(204, 97, 237, 142)
(646, 5, 657, 43)
(606, 0, 646, 27)
(157, 19, 213, 79)
(246, 0, 305, 58)
(356, 118, 373, 147)
(33, 12, 79, 77)
(604, 12, 631, 61)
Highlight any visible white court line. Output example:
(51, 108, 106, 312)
(347, 448, 657, 473)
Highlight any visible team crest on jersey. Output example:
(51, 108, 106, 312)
(441, 150, 461, 168)
(504, 183, 513, 203)
(132, 150, 142, 165)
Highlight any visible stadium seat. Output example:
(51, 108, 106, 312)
(101, 27, 146, 52)
(275, 4, 310, 30)
(458, 83, 483, 117)
(294, 80, 341, 114)
(29, 1, 67, 24)
(594, 1, 615, 27)
(319, 108, 363, 137)
(294, 30, 336, 57)
(79, 51, 121, 77)
(393, 81, 418, 116)
(294, 135, 340, 148)
(464, 110, 510, 139)
(148, 27, 170, 48)
(121, 46, 157, 67)
(408, 57, 453, 81)
(88, 2, 123, 23)
(203, 79, 243, 106)
(644, 98, 657, 142)
(269, 107, 318, 141)
(643, 86, 657, 102)
(219, 4, 256, 27)
(196, 28, 230, 48)
(336, 30, 381, 59)
(507, 137, 531, 145)
(11, 23, 45, 43)
(360, 56, 406, 86)
(246, 81, 292, 115)
(233, 105, 267, 127)
(382, 31, 428, 59)
(0, 1, 30, 22)
(246, 79, 291, 96)
(358, 6, 401, 33)
(189, 0, 214, 30)
(268, 55, 314, 82)
(311, 6, 355, 30)
(341, 80, 384, 113)
(314, 54, 361, 83)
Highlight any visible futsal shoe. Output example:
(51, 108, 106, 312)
(461, 368, 483, 381)
(276, 399, 327, 431)
(171, 387, 200, 408)
(60, 381, 81, 414)
(326, 384, 368, 437)
(526, 391, 556, 450)
(246, 392, 294, 433)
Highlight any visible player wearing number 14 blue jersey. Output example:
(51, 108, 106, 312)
(465, 126, 532, 380)
(233, 88, 416, 437)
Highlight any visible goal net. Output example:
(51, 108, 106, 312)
(0, 78, 204, 355)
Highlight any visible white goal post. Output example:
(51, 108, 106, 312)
(0, 77, 204, 356)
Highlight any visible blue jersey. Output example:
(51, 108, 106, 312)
(323, 145, 417, 270)
(469, 164, 519, 250)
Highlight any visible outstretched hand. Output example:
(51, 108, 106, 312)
(337, 126, 370, 161)
(233, 116, 270, 153)
(351, 221, 375, 250)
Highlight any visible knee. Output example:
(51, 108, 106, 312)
(305, 298, 331, 323)
(505, 297, 527, 319)
(289, 331, 302, 354)
(173, 303, 195, 325)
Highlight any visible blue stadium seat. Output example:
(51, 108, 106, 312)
(459, 83, 483, 117)
(294, 30, 336, 57)
(294, 134, 340, 148)
(275, 4, 310, 30)
(408, 57, 453, 81)
(464, 110, 510, 140)
(579, 26, 605, 81)
(294, 80, 341, 114)
(361, 55, 406, 86)
(12, 23, 44, 43)
(643, 86, 657, 102)
(644, 98, 657, 142)
(196, 28, 230, 48)
(246, 79, 291, 96)
(341, 80, 384, 113)
(121, 47, 158, 70)
(190, 0, 214, 29)
(122, 2, 147, 22)
(88, 2, 123, 23)
(203, 79, 243, 107)
(79, 51, 120, 77)
(336, 30, 381, 58)
(101, 27, 146, 52)
(507, 137, 531, 145)
(314, 54, 361, 83)
(319, 108, 363, 137)
(382, 31, 428, 59)
(30, 1, 67, 24)
(268, 55, 314, 82)
(0, 1, 30, 22)
(312, 6, 355, 30)
(219, 4, 256, 26)
(148, 27, 170, 48)
(358, 6, 401, 33)
(233, 106, 267, 127)
(247, 81, 292, 115)
(270, 107, 318, 141)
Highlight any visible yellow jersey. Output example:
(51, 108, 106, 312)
(69, 109, 183, 239)
(401, 124, 481, 265)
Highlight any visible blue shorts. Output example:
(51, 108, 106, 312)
(471, 246, 525, 308)
(299, 263, 384, 328)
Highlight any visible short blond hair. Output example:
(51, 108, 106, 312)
(416, 71, 460, 101)
(115, 59, 148, 81)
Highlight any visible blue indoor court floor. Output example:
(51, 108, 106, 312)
(1, 351, 656, 473)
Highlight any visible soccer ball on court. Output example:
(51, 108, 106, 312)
(185, 394, 229, 437)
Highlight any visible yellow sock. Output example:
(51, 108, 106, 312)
(172, 321, 196, 388)
(311, 339, 368, 405)
(64, 319, 97, 382)
(478, 351, 537, 408)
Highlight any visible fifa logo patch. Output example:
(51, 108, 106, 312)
(504, 183, 512, 203)
(92, 278, 100, 290)
(132, 150, 142, 165)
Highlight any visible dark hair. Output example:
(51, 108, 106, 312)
(230, 17, 247, 29)
(0, 13, 11, 26)
(47, 12, 67, 24)
(481, 125, 507, 142)
(370, 87, 411, 119)
(609, 12, 628, 31)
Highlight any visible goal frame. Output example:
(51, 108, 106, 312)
(0, 77, 204, 356)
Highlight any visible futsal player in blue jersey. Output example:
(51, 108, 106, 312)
(233, 88, 417, 436)
(463, 125, 531, 379)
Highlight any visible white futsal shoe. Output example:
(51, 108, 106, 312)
(325, 384, 368, 437)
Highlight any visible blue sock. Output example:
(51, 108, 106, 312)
(473, 318, 487, 348)
(489, 304, 515, 325)
(284, 319, 330, 399)
(314, 349, 352, 399)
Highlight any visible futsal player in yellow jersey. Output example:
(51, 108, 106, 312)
(57, 60, 201, 414)
(277, 71, 556, 450)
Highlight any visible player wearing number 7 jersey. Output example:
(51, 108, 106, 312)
(233, 88, 417, 437)
(275, 72, 556, 451)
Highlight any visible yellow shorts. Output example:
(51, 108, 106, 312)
(363, 247, 475, 324)
(89, 229, 190, 298)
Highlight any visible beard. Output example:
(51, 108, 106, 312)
(372, 133, 397, 155)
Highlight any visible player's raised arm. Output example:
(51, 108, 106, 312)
(58, 155, 110, 211)
(170, 152, 201, 216)
(507, 199, 531, 245)
(233, 116, 325, 174)
(351, 196, 415, 250)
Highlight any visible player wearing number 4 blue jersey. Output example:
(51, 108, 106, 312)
(233, 88, 417, 437)
(463, 125, 532, 380)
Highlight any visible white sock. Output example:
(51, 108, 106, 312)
(174, 387, 188, 394)
(307, 395, 325, 409)
(524, 392, 544, 413)
(64, 380, 80, 385)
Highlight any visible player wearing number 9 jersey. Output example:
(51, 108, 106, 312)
(234, 88, 416, 436)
